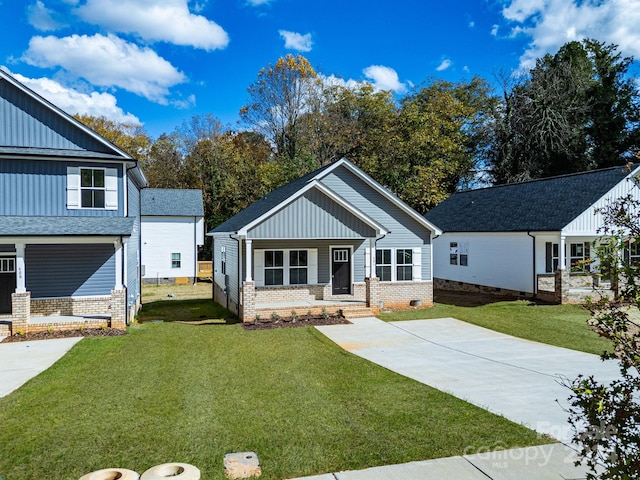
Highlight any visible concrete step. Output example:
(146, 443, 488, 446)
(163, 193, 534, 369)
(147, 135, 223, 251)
(343, 308, 375, 319)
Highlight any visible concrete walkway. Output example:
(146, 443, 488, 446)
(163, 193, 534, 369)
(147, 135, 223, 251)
(0, 337, 83, 397)
(289, 443, 592, 479)
(316, 317, 620, 444)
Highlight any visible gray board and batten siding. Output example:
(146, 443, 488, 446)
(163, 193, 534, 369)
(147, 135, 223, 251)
(0, 71, 112, 154)
(126, 176, 142, 308)
(0, 158, 125, 216)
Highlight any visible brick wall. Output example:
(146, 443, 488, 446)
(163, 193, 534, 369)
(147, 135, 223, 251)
(110, 289, 126, 330)
(379, 281, 433, 309)
(31, 296, 111, 316)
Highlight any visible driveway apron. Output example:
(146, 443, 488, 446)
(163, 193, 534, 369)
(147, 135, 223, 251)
(316, 317, 620, 444)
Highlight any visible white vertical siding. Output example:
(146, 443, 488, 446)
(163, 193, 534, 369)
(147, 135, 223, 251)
(433, 233, 534, 293)
(141, 216, 199, 279)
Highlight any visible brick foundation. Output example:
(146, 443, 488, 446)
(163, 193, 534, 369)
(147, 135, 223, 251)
(366, 277, 380, 315)
(11, 292, 30, 335)
(378, 281, 433, 309)
(110, 289, 126, 330)
(241, 281, 256, 322)
(31, 296, 111, 316)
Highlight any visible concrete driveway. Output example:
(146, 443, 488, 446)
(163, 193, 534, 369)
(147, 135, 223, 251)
(316, 317, 621, 444)
(0, 337, 83, 398)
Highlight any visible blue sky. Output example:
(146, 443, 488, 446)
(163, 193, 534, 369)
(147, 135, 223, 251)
(2, 0, 640, 140)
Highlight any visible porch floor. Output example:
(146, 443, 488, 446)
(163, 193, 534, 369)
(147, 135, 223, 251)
(29, 314, 111, 325)
(255, 299, 367, 310)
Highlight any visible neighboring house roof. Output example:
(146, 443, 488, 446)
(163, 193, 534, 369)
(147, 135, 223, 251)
(425, 165, 639, 233)
(209, 158, 440, 236)
(0, 216, 134, 236)
(141, 189, 204, 217)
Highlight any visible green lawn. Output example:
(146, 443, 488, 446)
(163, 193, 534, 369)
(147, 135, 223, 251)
(380, 297, 611, 355)
(0, 321, 549, 480)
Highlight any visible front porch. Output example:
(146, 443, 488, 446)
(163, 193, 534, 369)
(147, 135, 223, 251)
(255, 297, 373, 320)
(536, 271, 615, 304)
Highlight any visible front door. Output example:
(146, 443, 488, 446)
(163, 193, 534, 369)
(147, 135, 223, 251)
(0, 257, 16, 314)
(331, 248, 351, 295)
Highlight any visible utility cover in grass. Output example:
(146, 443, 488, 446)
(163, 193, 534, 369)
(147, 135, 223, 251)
(224, 452, 261, 479)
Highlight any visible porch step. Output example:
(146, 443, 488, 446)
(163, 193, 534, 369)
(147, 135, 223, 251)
(342, 308, 375, 319)
(255, 303, 373, 321)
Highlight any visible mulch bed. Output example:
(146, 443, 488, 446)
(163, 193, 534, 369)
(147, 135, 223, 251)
(243, 315, 350, 330)
(1, 328, 126, 343)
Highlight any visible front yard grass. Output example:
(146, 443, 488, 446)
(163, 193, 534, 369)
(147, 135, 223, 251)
(380, 295, 611, 355)
(0, 321, 549, 480)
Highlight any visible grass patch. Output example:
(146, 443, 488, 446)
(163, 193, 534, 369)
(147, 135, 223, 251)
(381, 297, 611, 355)
(0, 322, 549, 479)
(141, 282, 213, 303)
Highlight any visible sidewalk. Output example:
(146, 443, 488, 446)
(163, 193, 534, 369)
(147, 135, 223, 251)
(288, 443, 591, 479)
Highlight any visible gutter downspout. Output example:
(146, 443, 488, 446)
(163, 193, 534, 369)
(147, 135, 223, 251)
(230, 234, 242, 312)
(527, 231, 536, 298)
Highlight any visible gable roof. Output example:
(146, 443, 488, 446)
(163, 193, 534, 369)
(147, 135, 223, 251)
(209, 159, 440, 236)
(141, 189, 204, 217)
(425, 165, 639, 233)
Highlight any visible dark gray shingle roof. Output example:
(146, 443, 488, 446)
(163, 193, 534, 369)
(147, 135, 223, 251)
(425, 166, 637, 232)
(0, 216, 135, 236)
(209, 163, 334, 234)
(141, 189, 204, 217)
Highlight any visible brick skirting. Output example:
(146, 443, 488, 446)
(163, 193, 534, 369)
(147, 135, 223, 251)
(31, 296, 111, 316)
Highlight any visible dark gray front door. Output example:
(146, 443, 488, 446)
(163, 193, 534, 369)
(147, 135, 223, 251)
(0, 258, 16, 314)
(331, 248, 351, 295)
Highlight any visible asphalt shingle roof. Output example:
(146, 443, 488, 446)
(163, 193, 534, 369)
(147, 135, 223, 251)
(424, 165, 637, 233)
(141, 189, 204, 217)
(0, 216, 135, 236)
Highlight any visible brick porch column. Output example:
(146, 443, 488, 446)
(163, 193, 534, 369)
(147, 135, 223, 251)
(241, 281, 256, 323)
(11, 291, 30, 335)
(110, 289, 127, 330)
(366, 277, 380, 315)
(554, 269, 571, 304)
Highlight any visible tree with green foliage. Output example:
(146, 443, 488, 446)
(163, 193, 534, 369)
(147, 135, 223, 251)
(74, 114, 152, 161)
(489, 40, 640, 184)
(564, 164, 640, 479)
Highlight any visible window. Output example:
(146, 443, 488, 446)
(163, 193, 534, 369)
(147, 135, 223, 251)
(449, 242, 458, 265)
(171, 253, 181, 269)
(396, 249, 413, 281)
(0, 258, 15, 273)
(67, 166, 118, 210)
(570, 242, 591, 272)
(376, 249, 392, 281)
(628, 242, 640, 266)
(449, 242, 469, 267)
(81, 168, 105, 208)
(545, 242, 560, 272)
(289, 250, 308, 285)
(264, 250, 284, 285)
(220, 246, 226, 275)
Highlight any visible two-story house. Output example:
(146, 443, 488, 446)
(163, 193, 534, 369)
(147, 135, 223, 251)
(0, 69, 147, 335)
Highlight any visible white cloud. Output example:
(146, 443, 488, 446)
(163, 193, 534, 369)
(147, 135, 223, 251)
(436, 58, 452, 71)
(247, 0, 270, 5)
(491, 24, 499, 36)
(23, 33, 186, 104)
(27, 1, 67, 31)
(469, 20, 475, 28)
(502, 0, 640, 70)
(2, 67, 141, 124)
(278, 30, 312, 52)
(75, 0, 229, 51)
(362, 65, 407, 94)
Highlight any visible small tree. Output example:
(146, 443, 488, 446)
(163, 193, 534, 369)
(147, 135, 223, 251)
(565, 164, 640, 479)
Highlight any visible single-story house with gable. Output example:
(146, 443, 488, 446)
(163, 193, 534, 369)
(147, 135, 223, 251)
(424, 165, 640, 303)
(141, 188, 205, 285)
(209, 158, 441, 321)
(0, 69, 147, 335)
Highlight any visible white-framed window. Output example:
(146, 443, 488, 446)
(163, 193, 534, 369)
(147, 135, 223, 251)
(0, 258, 15, 273)
(396, 249, 413, 281)
(627, 241, 640, 267)
(67, 166, 118, 210)
(220, 246, 226, 275)
(171, 253, 181, 269)
(570, 242, 591, 272)
(254, 249, 318, 287)
(369, 247, 422, 282)
(376, 249, 392, 281)
(449, 242, 469, 267)
(545, 242, 560, 272)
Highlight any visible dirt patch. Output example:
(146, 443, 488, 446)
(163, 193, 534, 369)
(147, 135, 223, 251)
(243, 315, 350, 330)
(1, 328, 126, 343)
(434, 289, 534, 307)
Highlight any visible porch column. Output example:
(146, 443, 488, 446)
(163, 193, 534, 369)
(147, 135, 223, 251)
(245, 239, 253, 282)
(114, 239, 124, 289)
(369, 238, 376, 278)
(15, 243, 26, 293)
(559, 235, 566, 270)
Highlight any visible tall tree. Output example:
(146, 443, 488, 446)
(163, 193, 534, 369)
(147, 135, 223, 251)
(240, 54, 320, 163)
(488, 40, 640, 184)
(74, 114, 152, 161)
